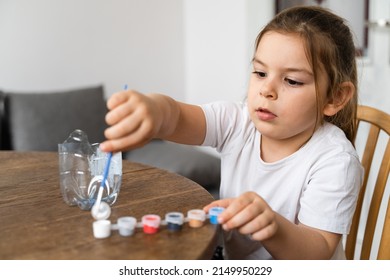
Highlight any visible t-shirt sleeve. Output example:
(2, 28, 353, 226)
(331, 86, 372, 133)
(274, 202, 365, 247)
(200, 101, 245, 153)
(298, 152, 363, 234)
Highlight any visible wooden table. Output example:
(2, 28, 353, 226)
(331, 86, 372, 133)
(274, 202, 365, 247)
(0, 151, 218, 260)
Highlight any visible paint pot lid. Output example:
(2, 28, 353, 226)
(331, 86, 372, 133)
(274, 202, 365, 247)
(142, 214, 161, 227)
(91, 201, 111, 220)
(117, 216, 137, 227)
(165, 212, 184, 225)
(209, 206, 225, 216)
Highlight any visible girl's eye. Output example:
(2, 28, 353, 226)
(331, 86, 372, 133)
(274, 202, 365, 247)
(253, 71, 266, 78)
(285, 78, 303, 86)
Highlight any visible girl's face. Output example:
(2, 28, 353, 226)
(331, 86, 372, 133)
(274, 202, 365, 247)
(247, 31, 328, 148)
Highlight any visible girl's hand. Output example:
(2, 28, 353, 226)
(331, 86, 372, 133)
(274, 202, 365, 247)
(100, 90, 162, 153)
(204, 191, 278, 241)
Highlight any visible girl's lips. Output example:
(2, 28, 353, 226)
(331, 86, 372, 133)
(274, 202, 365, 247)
(255, 108, 277, 121)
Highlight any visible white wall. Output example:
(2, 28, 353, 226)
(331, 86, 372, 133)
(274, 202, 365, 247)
(1, 0, 388, 110)
(0, 0, 185, 100)
(0, 0, 274, 103)
(183, 0, 274, 104)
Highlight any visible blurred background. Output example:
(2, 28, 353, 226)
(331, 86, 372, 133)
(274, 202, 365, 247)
(1, 0, 388, 112)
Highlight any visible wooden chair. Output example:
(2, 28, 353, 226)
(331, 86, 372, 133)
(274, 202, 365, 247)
(345, 105, 390, 259)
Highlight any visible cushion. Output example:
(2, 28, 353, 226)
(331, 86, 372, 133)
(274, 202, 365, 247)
(124, 140, 221, 198)
(4, 85, 107, 151)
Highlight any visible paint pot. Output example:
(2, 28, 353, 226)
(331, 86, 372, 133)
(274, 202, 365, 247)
(141, 214, 161, 234)
(165, 212, 184, 231)
(93, 219, 111, 239)
(187, 209, 206, 228)
(209, 207, 225, 225)
(117, 216, 137, 236)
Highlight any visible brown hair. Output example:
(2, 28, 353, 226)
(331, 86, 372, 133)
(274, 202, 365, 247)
(254, 6, 358, 143)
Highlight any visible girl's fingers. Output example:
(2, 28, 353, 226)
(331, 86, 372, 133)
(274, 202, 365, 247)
(218, 192, 260, 225)
(203, 199, 232, 213)
(235, 208, 276, 236)
(212, 192, 278, 241)
(220, 199, 262, 230)
(103, 92, 160, 152)
(105, 102, 134, 127)
(99, 136, 146, 154)
(105, 92, 146, 126)
(106, 89, 137, 110)
(100, 122, 154, 153)
(250, 222, 278, 241)
(104, 115, 140, 140)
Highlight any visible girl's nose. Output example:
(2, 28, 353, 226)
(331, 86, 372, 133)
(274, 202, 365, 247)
(259, 83, 277, 100)
(259, 90, 277, 99)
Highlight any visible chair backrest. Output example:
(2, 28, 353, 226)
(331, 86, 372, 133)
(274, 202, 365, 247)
(345, 105, 390, 259)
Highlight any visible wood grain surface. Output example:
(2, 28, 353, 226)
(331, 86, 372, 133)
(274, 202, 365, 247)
(0, 151, 218, 260)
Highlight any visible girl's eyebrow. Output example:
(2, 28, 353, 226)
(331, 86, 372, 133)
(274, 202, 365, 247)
(253, 57, 313, 76)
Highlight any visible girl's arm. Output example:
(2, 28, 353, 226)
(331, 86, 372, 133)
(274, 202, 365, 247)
(100, 90, 206, 153)
(204, 192, 341, 259)
(262, 214, 341, 260)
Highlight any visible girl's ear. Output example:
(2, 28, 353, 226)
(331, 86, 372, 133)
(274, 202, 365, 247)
(323, 81, 355, 116)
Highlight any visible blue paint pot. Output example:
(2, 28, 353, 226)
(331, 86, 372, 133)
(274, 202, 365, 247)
(165, 212, 184, 231)
(209, 207, 225, 225)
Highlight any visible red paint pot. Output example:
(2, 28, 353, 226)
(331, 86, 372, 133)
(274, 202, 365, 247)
(142, 214, 161, 234)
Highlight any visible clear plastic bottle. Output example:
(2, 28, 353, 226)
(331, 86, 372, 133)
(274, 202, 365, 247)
(58, 129, 122, 210)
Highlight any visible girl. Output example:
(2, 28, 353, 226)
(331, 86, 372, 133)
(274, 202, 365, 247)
(100, 6, 363, 259)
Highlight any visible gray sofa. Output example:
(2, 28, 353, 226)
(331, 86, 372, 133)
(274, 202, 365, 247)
(0, 86, 220, 198)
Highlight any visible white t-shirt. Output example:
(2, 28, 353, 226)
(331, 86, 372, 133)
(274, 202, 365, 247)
(201, 101, 364, 260)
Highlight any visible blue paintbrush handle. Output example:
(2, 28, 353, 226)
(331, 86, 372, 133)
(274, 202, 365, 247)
(100, 152, 113, 190)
